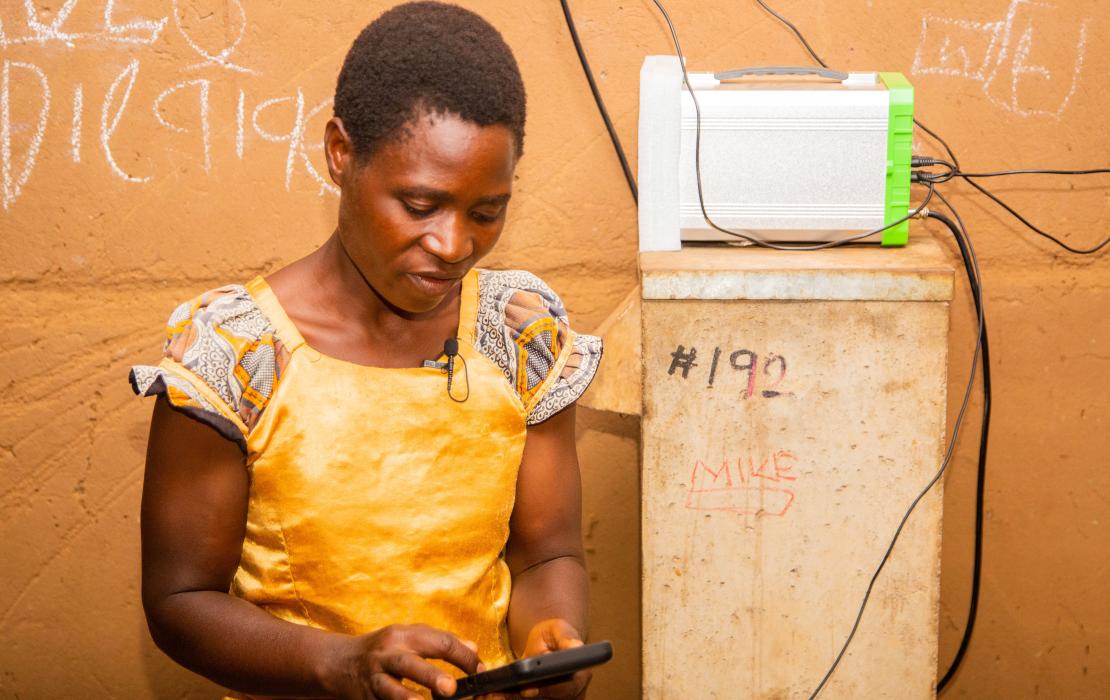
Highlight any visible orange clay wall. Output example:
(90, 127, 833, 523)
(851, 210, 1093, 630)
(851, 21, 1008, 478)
(2, 1, 1108, 697)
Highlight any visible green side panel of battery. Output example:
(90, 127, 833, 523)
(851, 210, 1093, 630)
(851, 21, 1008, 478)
(879, 72, 914, 246)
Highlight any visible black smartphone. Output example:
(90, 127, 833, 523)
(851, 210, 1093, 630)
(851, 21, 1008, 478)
(436, 641, 613, 699)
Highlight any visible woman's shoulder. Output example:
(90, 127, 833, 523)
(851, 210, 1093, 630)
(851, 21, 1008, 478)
(129, 281, 291, 452)
(474, 269, 603, 425)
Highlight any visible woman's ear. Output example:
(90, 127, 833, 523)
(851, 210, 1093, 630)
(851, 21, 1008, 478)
(324, 117, 354, 187)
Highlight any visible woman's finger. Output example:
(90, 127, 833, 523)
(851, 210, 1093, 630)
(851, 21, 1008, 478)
(540, 620, 583, 652)
(556, 637, 584, 651)
(404, 625, 482, 675)
(379, 651, 458, 698)
(367, 671, 423, 700)
(519, 670, 590, 699)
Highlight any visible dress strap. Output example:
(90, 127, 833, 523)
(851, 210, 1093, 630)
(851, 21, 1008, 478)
(458, 268, 479, 345)
(245, 276, 307, 354)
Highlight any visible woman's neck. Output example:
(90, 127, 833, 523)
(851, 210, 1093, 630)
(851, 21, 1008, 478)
(264, 232, 462, 368)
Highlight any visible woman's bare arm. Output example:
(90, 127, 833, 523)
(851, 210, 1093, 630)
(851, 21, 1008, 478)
(504, 404, 591, 698)
(141, 396, 479, 699)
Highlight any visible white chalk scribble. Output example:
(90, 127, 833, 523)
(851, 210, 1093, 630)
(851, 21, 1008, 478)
(301, 96, 339, 197)
(103, 0, 168, 45)
(172, 0, 256, 74)
(2, 60, 51, 210)
(236, 89, 246, 160)
(71, 84, 83, 163)
(911, 0, 1090, 118)
(100, 59, 149, 183)
(153, 79, 212, 173)
(1, 0, 166, 47)
(0, 2, 342, 210)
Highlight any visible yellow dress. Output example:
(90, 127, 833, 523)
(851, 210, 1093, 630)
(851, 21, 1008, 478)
(129, 268, 603, 699)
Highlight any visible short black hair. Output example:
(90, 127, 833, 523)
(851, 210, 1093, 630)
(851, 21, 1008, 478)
(334, 1, 526, 159)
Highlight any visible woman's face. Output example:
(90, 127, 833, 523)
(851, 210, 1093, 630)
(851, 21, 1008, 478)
(327, 110, 517, 315)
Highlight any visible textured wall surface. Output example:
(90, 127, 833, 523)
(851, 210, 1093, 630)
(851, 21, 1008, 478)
(1, 1, 1107, 698)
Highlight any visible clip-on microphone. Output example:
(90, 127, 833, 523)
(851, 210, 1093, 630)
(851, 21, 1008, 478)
(443, 338, 459, 392)
(441, 338, 468, 402)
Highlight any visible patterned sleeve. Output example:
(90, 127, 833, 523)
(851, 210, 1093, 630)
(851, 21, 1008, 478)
(476, 270, 604, 425)
(128, 285, 289, 453)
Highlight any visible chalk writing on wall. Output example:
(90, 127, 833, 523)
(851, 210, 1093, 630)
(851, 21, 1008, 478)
(1, 60, 50, 209)
(667, 344, 793, 398)
(910, 0, 1090, 119)
(0, 0, 167, 47)
(0, 1, 338, 211)
(684, 449, 799, 517)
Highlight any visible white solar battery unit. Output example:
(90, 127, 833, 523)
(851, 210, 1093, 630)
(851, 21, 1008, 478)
(637, 56, 914, 251)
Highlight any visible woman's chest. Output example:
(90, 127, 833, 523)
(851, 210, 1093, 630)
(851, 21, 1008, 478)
(243, 346, 528, 533)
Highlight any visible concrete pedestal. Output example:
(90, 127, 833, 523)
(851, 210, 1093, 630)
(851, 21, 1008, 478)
(640, 238, 955, 699)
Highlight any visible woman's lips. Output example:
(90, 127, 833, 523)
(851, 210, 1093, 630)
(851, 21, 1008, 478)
(408, 273, 460, 296)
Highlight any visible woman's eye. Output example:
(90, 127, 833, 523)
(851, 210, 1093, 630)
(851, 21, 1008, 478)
(471, 209, 503, 224)
(403, 202, 436, 217)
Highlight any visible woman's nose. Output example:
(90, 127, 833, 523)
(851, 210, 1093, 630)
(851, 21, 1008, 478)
(422, 213, 474, 264)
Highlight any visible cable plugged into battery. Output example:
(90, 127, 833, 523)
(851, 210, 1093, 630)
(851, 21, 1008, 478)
(910, 157, 1110, 255)
(557, 0, 1107, 696)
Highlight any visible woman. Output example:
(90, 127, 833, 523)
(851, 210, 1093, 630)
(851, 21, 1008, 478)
(130, 3, 602, 699)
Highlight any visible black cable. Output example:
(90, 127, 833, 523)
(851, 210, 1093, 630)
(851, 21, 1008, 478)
(911, 157, 957, 185)
(753, 0, 965, 183)
(560, 0, 928, 248)
(613, 0, 1094, 688)
(910, 164, 1110, 253)
(443, 338, 470, 403)
(931, 189, 992, 692)
(755, 12, 1096, 688)
(958, 167, 1110, 178)
(959, 177, 1110, 255)
(447, 352, 470, 402)
(650, 0, 932, 250)
(558, 0, 638, 204)
(755, 0, 829, 68)
(749, 2, 991, 693)
(903, 187, 990, 697)
(802, 190, 985, 699)
(914, 118, 962, 172)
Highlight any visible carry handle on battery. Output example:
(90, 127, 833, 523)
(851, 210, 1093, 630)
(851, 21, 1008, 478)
(714, 65, 849, 81)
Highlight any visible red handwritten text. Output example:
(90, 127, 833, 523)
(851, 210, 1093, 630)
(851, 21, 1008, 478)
(684, 449, 799, 517)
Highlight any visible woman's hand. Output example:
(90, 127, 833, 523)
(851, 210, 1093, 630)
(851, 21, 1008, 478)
(484, 618, 589, 700)
(322, 624, 483, 700)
